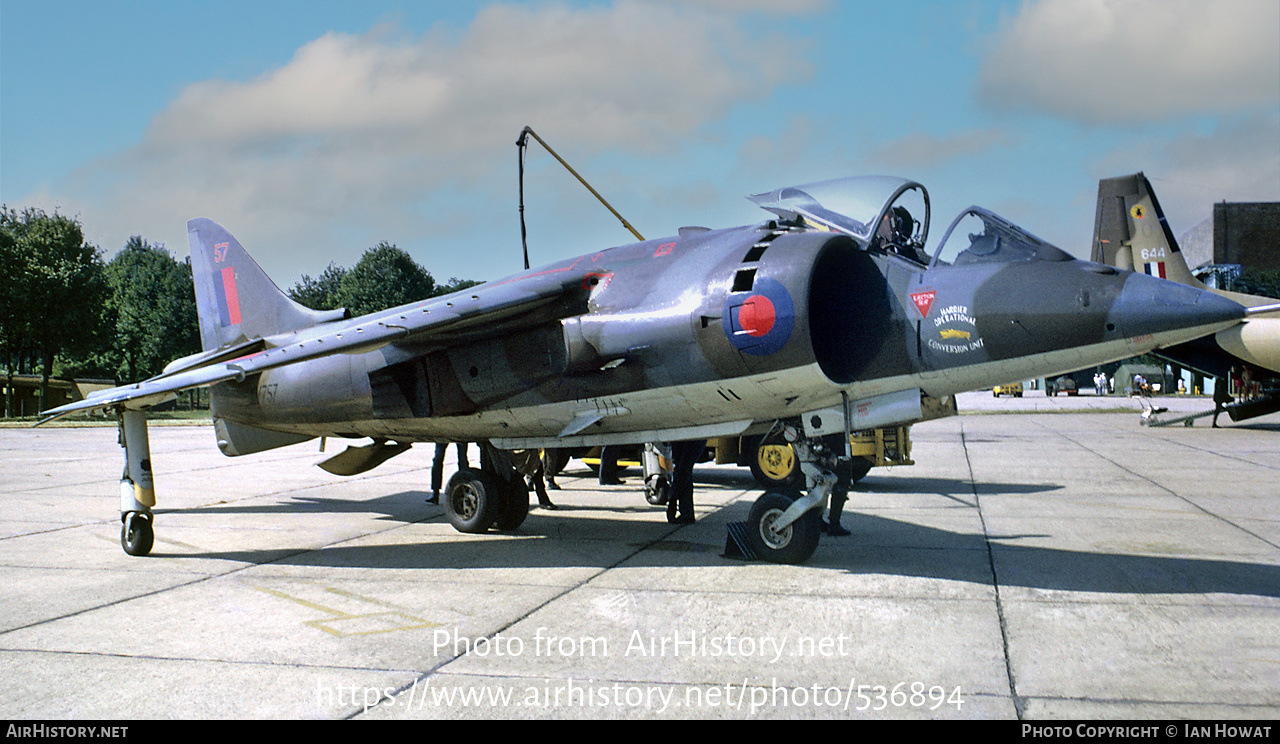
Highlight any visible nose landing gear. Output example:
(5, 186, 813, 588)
(744, 425, 846, 564)
(746, 490, 824, 564)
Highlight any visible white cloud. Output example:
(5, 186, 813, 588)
(150, 3, 802, 157)
(977, 0, 1280, 125)
(50, 1, 811, 281)
(1158, 114, 1280, 203)
(737, 115, 822, 175)
(862, 128, 1019, 171)
(1090, 112, 1280, 235)
(667, 0, 829, 15)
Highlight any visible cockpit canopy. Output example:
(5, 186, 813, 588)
(930, 207, 1073, 266)
(749, 176, 1073, 267)
(749, 176, 930, 263)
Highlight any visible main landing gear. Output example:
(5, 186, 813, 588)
(744, 427, 848, 564)
(442, 443, 530, 533)
(642, 442, 672, 506)
(118, 410, 156, 556)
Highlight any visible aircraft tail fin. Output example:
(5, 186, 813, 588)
(188, 218, 346, 351)
(1091, 173, 1206, 288)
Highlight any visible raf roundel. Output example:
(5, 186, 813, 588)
(723, 276, 795, 356)
(739, 295, 775, 337)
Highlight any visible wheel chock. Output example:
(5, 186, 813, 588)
(722, 521, 757, 561)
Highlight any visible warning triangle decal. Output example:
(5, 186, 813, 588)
(910, 290, 936, 318)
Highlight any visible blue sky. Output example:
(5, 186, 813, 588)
(3, 0, 1277, 288)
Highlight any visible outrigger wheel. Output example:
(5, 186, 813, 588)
(121, 512, 154, 556)
(644, 473, 670, 505)
(117, 410, 157, 557)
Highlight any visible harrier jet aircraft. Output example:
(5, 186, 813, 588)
(42, 176, 1248, 563)
(1092, 173, 1280, 420)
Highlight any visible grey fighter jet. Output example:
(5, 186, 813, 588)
(41, 176, 1248, 563)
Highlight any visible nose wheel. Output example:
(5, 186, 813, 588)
(746, 490, 822, 564)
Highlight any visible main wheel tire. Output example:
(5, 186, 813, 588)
(121, 513, 154, 556)
(493, 477, 530, 531)
(746, 491, 822, 564)
(747, 434, 802, 488)
(444, 468, 501, 533)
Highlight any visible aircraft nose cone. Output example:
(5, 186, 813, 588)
(1111, 272, 1246, 342)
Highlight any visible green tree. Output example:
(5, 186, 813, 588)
(0, 215, 22, 416)
(102, 237, 200, 383)
(289, 243, 480, 316)
(0, 207, 109, 413)
(332, 241, 437, 316)
(289, 262, 348, 311)
(435, 277, 483, 296)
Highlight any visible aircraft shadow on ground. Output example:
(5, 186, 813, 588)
(1230, 421, 1280, 432)
(828, 512, 1280, 599)
(163, 472, 1279, 599)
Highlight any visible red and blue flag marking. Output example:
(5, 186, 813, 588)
(214, 266, 242, 326)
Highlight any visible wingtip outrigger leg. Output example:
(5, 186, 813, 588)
(118, 409, 156, 556)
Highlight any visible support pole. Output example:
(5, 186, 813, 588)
(516, 126, 645, 251)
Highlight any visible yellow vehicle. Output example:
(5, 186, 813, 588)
(992, 382, 1023, 397)
(734, 425, 915, 489)
(571, 428, 917, 504)
(551, 423, 922, 503)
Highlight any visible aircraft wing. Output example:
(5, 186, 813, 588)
(37, 270, 587, 424)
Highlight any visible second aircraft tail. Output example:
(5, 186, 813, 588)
(1092, 173, 1280, 310)
(1091, 172, 1205, 287)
